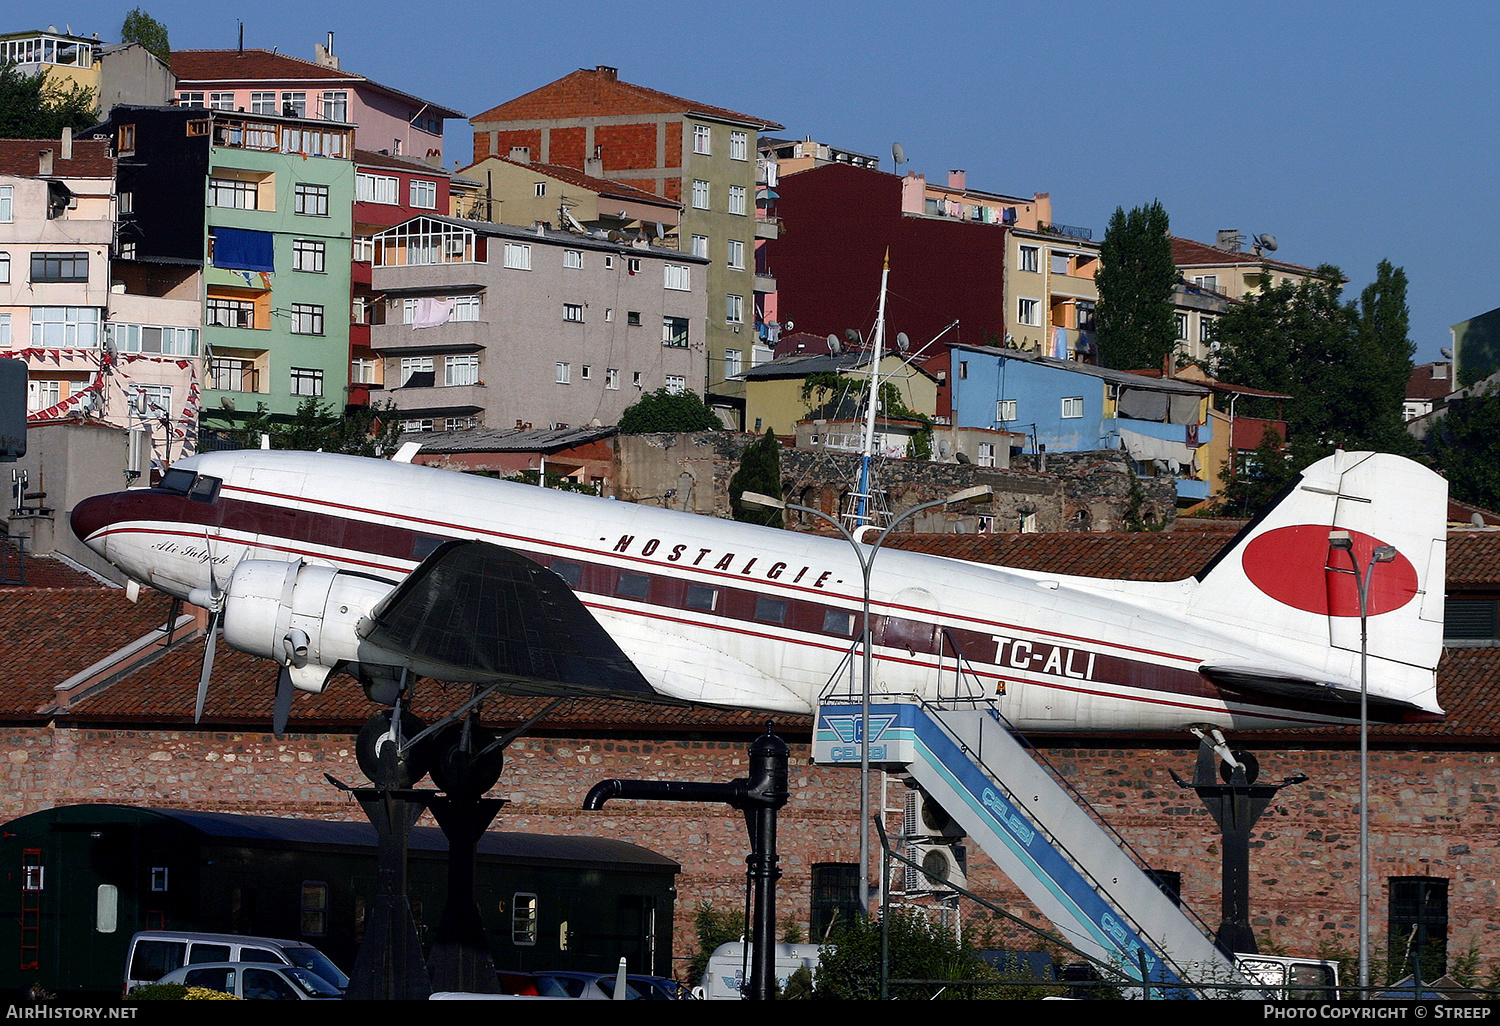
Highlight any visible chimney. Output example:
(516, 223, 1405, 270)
(61, 127, 72, 161)
(1216, 229, 1243, 252)
(315, 32, 339, 70)
(596, 65, 618, 80)
(584, 148, 603, 179)
(509, 146, 530, 163)
(38, 149, 54, 176)
(948, 169, 966, 191)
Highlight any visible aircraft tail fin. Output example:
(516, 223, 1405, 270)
(1187, 451, 1446, 719)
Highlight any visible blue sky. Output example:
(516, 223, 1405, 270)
(50, 0, 1500, 360)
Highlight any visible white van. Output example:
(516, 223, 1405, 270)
(693, 942, 823, 999)
(123, 931, 348, 996)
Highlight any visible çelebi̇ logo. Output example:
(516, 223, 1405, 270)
(1241, 524, 1418, 617)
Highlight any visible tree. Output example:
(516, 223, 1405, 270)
(1431, 383, 1500, 512)
(0, 60, 97, 139)
(812, 909, 995, 1000)
(227, 399, 404, 456)
(1094, 200, 1178, 371)
(1355, 260, 1419, 454)
(120, 8, 170, 62)
(728, 428, 783, 527)
(617, 387, 723, 433)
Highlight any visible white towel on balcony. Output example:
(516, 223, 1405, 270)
(411, 298, 455, 329)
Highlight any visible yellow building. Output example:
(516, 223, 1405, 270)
(742, 351, 939, 439)
(0, 28, 100, 95)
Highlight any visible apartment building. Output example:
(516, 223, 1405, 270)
(368, 215, 707, 432)
(92, 105, 355, 434)
(469, 65, 781, 426)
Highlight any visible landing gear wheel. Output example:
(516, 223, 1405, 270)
(356, 709, 432, 789)
(428, 719, 504, 798)
(1219, 749, 1260, 785)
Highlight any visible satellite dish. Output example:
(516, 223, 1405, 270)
(1441, 347, 1454, 360)
(826, 333, 841, 355)
(896, 332, 910, 353)
(844, 328, 862, 345)
(892, 142, 906, 168)
(1253, 233, 1278, 252)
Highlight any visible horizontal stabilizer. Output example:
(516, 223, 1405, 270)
(363, 540, 659, 698)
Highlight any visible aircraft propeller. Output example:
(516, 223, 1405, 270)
(190, 533, 228, 724)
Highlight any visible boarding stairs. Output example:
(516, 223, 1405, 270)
(813, 693, 1253, 997)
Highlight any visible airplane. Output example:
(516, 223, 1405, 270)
(69, 446, 1446, 786)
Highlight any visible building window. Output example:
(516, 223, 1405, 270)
(1018, 298, 1040, 326)
(207, 297, 255, 329)
(692, 180, 709, 209)
(356, 173, 398, 204)
(605, 367, 619, 390)
(996, 399, 1017, 422)
(730, 130, 748, 161)
(108, 323, 198, 356)
(1200, 316, 1216, 344)
(664, 264, 692, 291)
(512, 893, 538, 946)
(401, 418, 435, 433)
(209, 178, 258, 210)
(1192, 274, 1218, 291)
(626, 311, 641, 326)
(693, 125, 711, 155)
(280, 91, 307, 117)
(295, 184, 329, 216)
(1175, 313, 1189, 340)
(0, 253, 10, 283)
(627, 257, 642, 275)
(399, 356, 434, 385)
(445, 416, 478, 431)
(1051, 251, 1071, 275)
(1444, 599, 1498, 643)
(251, 91, 277, 116)
(977, 443, 997, 468)
(504, 243, 532, 270)
(662, 316, 689, 348)
(410, 179, 436, 210)
(30, 307, 101, 346)
(534, 181, 546, 197)
(292, 239, 325, 272)
(445, 354, 479, 386)
(320, 91, 348, 122)
(728, 185, 747, 215)
(726, 294, 744, 323)
(1019, 245, 1039, 272)
(727, 239, 745, 269)
(177, 91, 205, 108)
(665, 374, 685, 394)
(291, 304, 324, 335)
(350, 358, 377, 384)
(30, 252, 88, 283)
(300, 882, 329, 937)
(209, 357, 256, 392)
(725, 349, 742, 379)
(556, 362, 571, 384)
(563, 303, 583, 323)
(1077, 300, 1096, 332)
(581, 364, 591, 380)
(289, 367, 324, 397)
(563, 250, 582, 269)
(209, 92, 235, 111)
(1061, 396, 1084, 419)
(691, 235, 709, 259)
(27, 380, 61, 411)
(117, 125, 135, 154)
(452, 295, 480, 321)
(0, 186, 11, 222)
(1389, 877, 1448, 980)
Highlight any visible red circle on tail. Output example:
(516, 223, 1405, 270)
(1241, 524, 1418, 617)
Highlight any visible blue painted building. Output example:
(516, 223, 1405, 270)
(947, 345, 1212, 500)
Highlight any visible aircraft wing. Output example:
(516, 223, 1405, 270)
(361, 539, 660, 698)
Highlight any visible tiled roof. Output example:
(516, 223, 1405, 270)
(354, 149, 451, 176)
(0, 548, 107, 589)
(1172, 236, 1321, 277)
(881, 531, 1230, 581)
(1447, 529, 1500, 586)
(471, 66, 782, 131)
(0, 138, 113, 179)
(171, 50, 464, 119)
(1407, 361, 1456, 402)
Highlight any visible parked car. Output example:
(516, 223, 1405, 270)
(155, 962, 343, 1000)
(124, 931, 348, 996)
(528, 971, 652, 1000)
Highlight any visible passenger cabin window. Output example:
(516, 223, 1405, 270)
(686, 585, 717, 611)
(616, 573, 650, 600)
(551, 560, 583, 588)
(823, 610, 856, 636)
(754, 595, 788, 625)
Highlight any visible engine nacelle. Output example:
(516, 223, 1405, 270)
(221, 560, 397, 694)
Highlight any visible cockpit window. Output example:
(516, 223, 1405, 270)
(156, 469, 222, 503)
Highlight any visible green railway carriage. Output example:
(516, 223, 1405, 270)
(0, 804, 678, 998)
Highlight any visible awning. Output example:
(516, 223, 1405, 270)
(212, 228, 275, 273)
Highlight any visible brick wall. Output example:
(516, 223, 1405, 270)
(8, 722, 1491, 976)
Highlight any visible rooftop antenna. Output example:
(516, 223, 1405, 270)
(238, 21, 243, 54)
(891, 142, 906, 175)
(1251, 233, 1278, 257)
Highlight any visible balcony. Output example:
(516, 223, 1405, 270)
(755, 216, 781, 241)
(754, 271, 777, 294)
(370, 319, 489, 354)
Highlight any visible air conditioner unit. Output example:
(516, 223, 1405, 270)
(913, 843, 968, 894)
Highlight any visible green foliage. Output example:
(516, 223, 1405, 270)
(812, 909, 995, 1000)
(121, 8, 171, 61)
(227, 399, 405, 456)
(1095, 200, 1178, 371)
(729, 428, 783, 527)
(779, 964, 814, 999)
(1216, 428, 1300, 519)
(503, 468, 599, 494)
(1431, 383, 1500, 512)
(618, 387, 723, 433)
(0, 60, 98, 139)
(687, 901, 744, 986)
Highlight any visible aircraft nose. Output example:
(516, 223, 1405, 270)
(70, 491, 126, 546)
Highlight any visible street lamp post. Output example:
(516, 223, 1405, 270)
(743, 485, 992, 916)
(1327, 530, 1396, 994)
